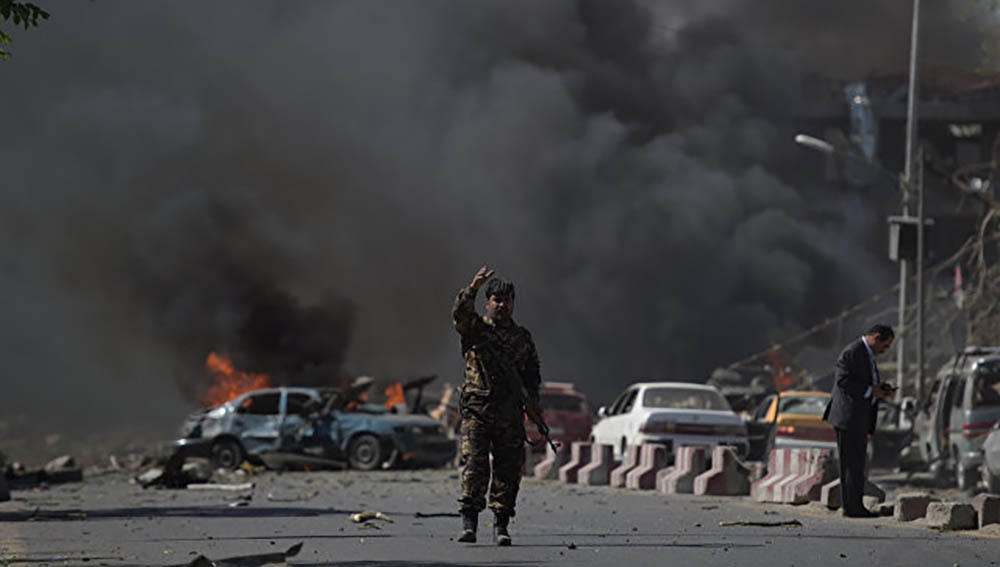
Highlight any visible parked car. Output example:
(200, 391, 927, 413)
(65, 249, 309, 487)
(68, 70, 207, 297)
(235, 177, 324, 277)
(171, 386, 457, 471)
(918, 347, 1000, 491)
(525, 382, 593, 451)
(591, 382, 748, 461)
(982, 422, 1000, 493)
(745, 391, 835, 461)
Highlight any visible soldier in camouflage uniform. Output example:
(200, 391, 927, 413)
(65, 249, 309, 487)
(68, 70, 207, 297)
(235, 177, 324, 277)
(452, 265, 541, 546)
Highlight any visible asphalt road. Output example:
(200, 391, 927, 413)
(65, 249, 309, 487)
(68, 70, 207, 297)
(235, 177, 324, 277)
(0, 469, 997, 567)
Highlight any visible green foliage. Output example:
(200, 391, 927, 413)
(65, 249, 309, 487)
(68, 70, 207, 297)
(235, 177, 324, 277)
(0, 1, 49, 61)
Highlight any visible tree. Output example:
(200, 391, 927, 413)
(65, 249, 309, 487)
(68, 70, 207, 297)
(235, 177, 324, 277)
(0, 1, 48, 61)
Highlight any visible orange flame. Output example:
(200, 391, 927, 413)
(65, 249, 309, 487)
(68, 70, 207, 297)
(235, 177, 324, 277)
(201, 352, 272, 407)
(384, 382, 406, 410)
(766, 346, 797, 391)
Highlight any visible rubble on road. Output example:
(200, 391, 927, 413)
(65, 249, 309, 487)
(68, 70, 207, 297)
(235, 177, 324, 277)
(349, 510, 393, 523)
(134, 456, 266, 489)
(894, 493, 939, 522)
(3, 454, 85, 489)
(180, 541, 303, 567)
(265, 490, 318, 502)
(187, 482, 255, 491)
(923, 502, 978, 531)
(718, 519, 803, 527)
(413, 511, 461, 518)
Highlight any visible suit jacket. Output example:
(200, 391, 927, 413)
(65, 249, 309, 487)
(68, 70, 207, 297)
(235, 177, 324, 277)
(823, 339, 879, 434)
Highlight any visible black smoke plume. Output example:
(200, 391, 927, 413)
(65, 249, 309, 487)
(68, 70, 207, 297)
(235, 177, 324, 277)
(0, 0, 987, 459)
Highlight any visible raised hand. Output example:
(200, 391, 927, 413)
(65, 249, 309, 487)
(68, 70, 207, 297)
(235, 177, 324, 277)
(469, 265, 495, 291)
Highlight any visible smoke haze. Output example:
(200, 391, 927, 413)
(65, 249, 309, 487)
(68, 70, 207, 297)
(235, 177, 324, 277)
(0, 0, 986, 460)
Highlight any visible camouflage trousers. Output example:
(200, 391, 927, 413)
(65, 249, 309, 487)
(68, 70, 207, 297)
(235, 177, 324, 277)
(458, 415, 525, 517)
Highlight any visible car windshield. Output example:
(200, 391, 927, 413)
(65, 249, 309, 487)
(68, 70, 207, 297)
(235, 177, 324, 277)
(542, 393, 585, 412)
(973, 362, 1000, 407)
(642, 388, 730, 411)
(777, 395, 828, 416)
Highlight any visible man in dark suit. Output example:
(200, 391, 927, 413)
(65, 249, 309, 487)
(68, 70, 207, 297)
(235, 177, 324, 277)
(823, 324, 895, 518)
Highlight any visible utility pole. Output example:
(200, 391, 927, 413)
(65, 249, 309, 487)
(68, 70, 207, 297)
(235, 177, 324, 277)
(916, 146, 925, 404)
(896, 0, 921, 403)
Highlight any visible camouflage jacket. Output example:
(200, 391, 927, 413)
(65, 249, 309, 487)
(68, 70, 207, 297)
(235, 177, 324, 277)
(452, 285, 541, 423)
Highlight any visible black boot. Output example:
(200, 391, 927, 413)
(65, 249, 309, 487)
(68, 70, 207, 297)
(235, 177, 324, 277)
(457, 512, 477, 543)
(493, 512, 511, 546)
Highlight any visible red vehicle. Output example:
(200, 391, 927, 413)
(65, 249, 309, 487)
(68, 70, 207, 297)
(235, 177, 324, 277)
(525, 382, 594, 451)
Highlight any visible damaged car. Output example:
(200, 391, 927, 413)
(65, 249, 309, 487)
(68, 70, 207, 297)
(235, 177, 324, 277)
(171, 385, 457, 471)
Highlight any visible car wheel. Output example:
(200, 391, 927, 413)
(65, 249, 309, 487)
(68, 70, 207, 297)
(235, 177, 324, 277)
(986, 471, 1000, 494)
(348, 433, 384, 471)
(956, 459, 979, 493)
(210, 438, 245, 470)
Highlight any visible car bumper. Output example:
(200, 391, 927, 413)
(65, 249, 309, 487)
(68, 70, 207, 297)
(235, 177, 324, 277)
(774, 438, 837, 451)
(634, 434, 749, 459)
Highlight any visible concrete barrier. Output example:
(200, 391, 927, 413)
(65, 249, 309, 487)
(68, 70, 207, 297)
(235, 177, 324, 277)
(752, 448, 797, 502)
(779, 449, 838, 504)
(610, 445, 641, 488)
(693, 446, 750, 496)
(659, 446, 707, 495)
(924, 502, 977, 530)
(971, 493, 1000, 528)
(558, 442, 592, 484)
(578, 444, 616, 486)
(894, 493, 939, 522)
(626, 444, 668, 490)
(533, 442, 570, 480)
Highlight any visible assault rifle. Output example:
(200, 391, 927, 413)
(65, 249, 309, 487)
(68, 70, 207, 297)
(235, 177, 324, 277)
(524, 398, 560, 453)
(472, 340, 560, 453)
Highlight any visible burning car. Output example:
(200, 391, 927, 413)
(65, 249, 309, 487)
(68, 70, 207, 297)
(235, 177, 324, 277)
(171, 384, 457, 471)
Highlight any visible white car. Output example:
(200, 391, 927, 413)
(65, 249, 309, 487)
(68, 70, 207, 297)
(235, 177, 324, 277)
(591, 382, 748, 460)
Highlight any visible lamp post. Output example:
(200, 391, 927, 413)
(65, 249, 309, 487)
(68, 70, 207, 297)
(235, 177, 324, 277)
(795, 0, 922, 403)
(901, 0, 922, 403)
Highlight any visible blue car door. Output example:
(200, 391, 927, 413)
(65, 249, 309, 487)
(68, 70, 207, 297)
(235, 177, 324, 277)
(233, 391, 283, 453)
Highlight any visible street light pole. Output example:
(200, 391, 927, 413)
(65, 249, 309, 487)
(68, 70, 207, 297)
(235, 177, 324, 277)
(897, 0, 921, 403)
(915, 146, 925, 404)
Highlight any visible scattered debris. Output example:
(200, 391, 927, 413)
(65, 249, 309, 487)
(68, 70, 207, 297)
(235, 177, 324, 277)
(43, 455, 84, 483)
(135, 456, 212, 489)
(228, 494, 253, 508)
(180, 542, 302, 567)
(187, 482, 255, 492)
(718, 519, 803, 527)
(265, 491, 318, 502)
(4, 454, 84, 489)
(349, 510, 393, 523)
